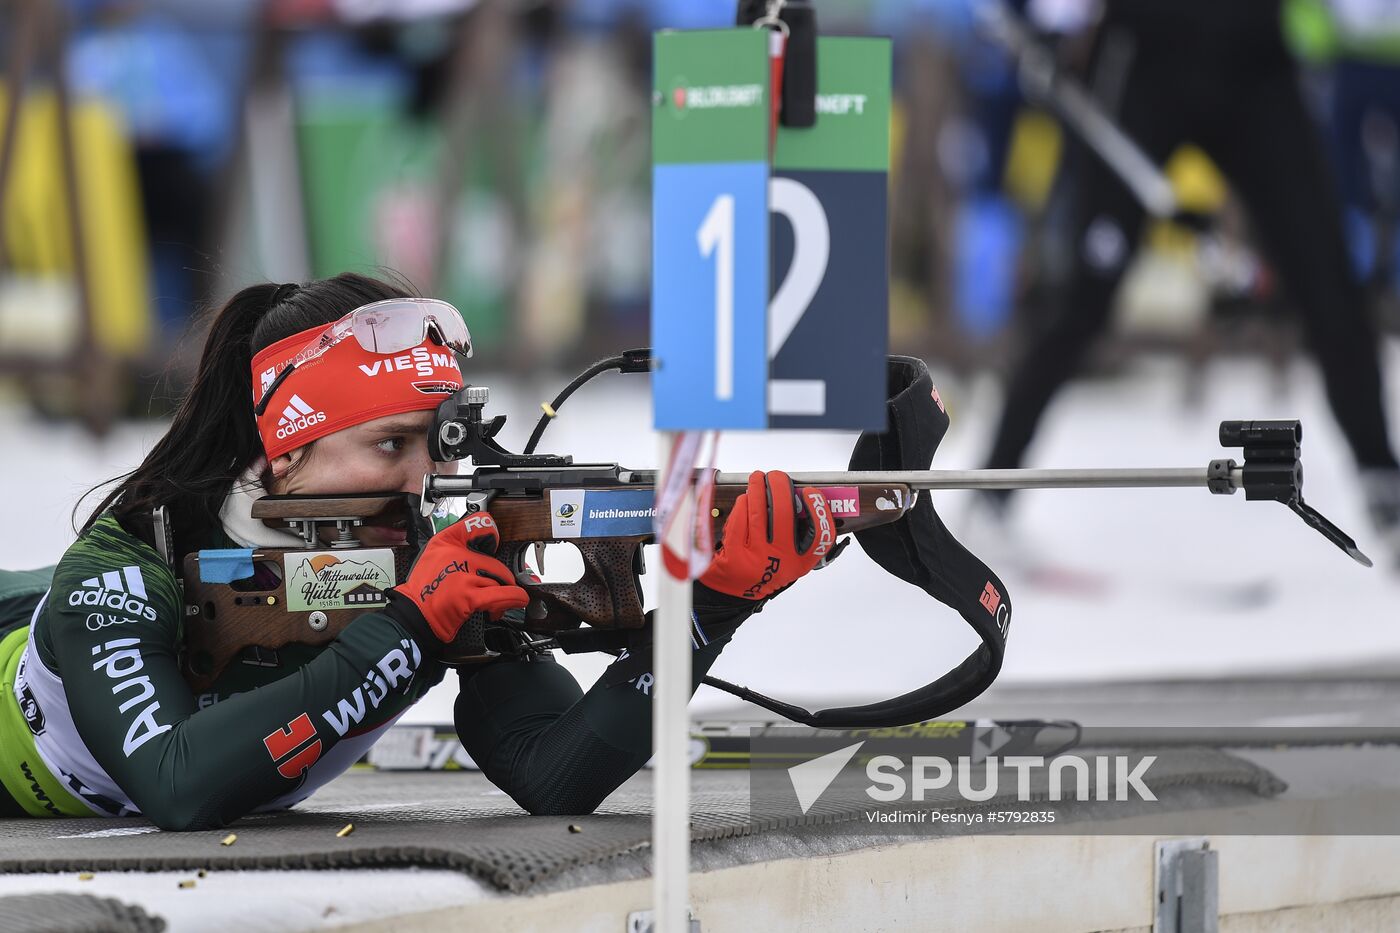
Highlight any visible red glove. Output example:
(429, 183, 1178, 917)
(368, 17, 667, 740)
(391, 512, 529, 643)
(699, 470, 834, 601)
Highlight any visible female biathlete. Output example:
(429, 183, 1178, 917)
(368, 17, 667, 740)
(0, 273, 831, 829)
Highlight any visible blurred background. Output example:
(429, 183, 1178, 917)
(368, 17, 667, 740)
(3, 0, 1399, 716)
(7, 0, 1400, 415)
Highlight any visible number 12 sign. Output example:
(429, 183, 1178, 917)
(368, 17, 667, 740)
(652, 29, 890, 431)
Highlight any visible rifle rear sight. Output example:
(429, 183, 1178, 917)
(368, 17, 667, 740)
(429, 384, 573, 469)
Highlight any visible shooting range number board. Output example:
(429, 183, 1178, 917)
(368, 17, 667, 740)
(651, 29, 891, 431)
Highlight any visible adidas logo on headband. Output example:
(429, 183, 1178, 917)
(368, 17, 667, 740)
(276, 394, 328, 440)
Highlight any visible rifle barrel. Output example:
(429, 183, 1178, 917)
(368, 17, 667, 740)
(720, 467, 1236, 492)
(424, 466, 1241, 500)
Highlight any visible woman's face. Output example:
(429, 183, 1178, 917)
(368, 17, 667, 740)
(268, 409, 457, 546)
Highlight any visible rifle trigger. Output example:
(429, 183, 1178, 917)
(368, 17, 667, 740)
(533, 542, 547, 575)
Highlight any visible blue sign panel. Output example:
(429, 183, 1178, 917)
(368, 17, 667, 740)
(652, 161, 770, 430)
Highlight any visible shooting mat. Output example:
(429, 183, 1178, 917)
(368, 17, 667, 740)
(0, 750, 1282, 894)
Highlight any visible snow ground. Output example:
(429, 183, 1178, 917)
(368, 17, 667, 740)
(0, 868, 492, 931)
(4, 343, 1399, 725)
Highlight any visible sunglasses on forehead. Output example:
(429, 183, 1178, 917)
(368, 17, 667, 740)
(254, 298, 472, 418)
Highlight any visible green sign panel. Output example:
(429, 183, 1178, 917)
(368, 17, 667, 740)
(652, 29, 771, 166)
(773, 37, 891, 172)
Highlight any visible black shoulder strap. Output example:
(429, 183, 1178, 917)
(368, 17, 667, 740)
(703, 356, 1012, 727)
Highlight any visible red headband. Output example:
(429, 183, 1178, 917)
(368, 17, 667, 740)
(251, 324, 463, 459)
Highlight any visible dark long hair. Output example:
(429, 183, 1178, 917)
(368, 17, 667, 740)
(79, 273, 413, 550)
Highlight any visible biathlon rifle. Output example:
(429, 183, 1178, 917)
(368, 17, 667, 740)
(186, 350, 1369, 725)
(417, 350, 1367, 721)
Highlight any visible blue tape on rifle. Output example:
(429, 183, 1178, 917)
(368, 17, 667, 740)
(198, 548, 256, 583)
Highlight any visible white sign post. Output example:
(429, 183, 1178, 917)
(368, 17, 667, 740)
(650, 26, 775, 933)
(649, 25, 892, 931)
(653, 432, 694, 933)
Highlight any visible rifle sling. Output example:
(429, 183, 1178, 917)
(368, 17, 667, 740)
(702, 356, 1013, 728)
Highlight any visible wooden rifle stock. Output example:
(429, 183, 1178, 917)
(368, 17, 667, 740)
(180, 484, 912, 688)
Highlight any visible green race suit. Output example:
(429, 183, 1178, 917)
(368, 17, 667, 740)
(0, 513, 444, 827)
(1, 512, 747, 827)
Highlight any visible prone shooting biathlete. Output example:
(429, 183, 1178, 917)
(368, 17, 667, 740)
(0, 273, 833, 828)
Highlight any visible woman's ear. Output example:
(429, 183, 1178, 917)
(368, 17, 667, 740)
(268, 447, 306, 487)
